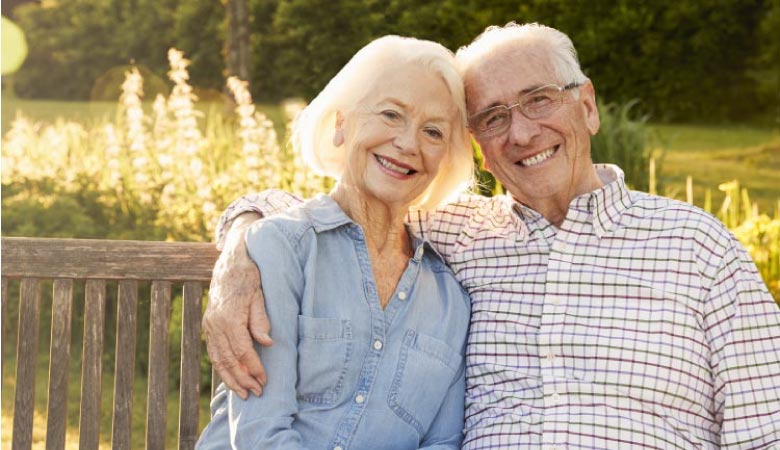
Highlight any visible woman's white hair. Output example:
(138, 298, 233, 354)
(292, 35, 474, 211)
(456, 22, 588, 88)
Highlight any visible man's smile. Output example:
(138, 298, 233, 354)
(518, 145, 559, 167)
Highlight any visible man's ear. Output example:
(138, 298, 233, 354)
(580, 82, 600, 136)
(332, 111, 345, 146)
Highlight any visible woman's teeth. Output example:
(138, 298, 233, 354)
(376, 155, 413, 175)
(520, 147, 557, 167)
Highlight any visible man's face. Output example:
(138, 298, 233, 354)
(465, 44, 600, 205)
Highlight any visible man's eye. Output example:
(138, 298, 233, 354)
(527, 94, 553, 105)
(484, 110, 508, 129)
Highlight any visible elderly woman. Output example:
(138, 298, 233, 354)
(196, 35, 474, 449)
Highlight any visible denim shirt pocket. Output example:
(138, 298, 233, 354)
(296, 316, 353, 405)
(388, 329, 463, 436)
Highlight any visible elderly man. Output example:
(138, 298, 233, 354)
(204, 23, 780, 449)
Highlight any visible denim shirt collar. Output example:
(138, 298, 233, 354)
(303, 194, 441, 263)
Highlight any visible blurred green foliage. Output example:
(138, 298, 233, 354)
(6, 0, 779, 121)
(591, 99, 657, 192)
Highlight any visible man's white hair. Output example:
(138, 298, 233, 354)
(292, 35, 474, 210)
(456, 22, 588, 88)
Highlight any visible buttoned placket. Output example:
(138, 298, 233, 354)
(535, 200, 595, 450)
(328, 224, 423, 450)
(539, 229, 567, 448)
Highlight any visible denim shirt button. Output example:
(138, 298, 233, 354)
(355, 394, 365, 404)
(373, 340, 383, 350)
(398, 291, 407, 300)
(333, 446, 343, 450)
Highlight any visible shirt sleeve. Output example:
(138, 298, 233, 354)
(214, 190, 303, 250)
(704, 237, 780, 449)
(211, 220, 312, 450)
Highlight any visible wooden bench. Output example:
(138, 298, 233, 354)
(1, 237, 221, 450)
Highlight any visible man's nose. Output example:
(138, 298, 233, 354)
(507, 109, 541, 147)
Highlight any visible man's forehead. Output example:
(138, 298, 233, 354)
(465, 43, 556, 111)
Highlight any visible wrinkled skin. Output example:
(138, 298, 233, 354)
(203, 212, 269, 399)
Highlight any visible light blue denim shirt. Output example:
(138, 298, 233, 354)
(197, 194, 470, 450)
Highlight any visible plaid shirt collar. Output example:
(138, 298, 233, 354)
(510, 163, 634, 240)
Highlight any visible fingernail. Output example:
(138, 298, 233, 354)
(252, 386, 262, 396)
(259, 333, 272, 342)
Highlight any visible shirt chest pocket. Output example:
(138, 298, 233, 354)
(296, 316, 353, 405)
(388, 330, 463, 436)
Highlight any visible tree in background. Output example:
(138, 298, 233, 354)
(173, 0, 224, 91)
(753, 0, 780, 127)
(225, 0, 251, 81)
(11, 0, 179, 99)
(5, 0, 778, 122)
(543, 0, 766, 121)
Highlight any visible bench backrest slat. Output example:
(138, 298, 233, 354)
(46, 279, 75, 450)
(146, 281, 172, 450)
(2, 278, 8, 363)
(79, 280, 107, 450)
(179, 281, 203, 450)
(111, 280, 139, 450)
(13, 278, 41, 450)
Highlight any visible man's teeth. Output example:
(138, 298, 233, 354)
(376, 155, 412, 175)
(520, 147, 556, 167)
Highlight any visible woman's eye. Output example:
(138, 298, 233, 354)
(381, 110, 400, 120)
(424, 128, 443, 139)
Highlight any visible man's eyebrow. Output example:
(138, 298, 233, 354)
(474, 84, 547, 113)
(520, 83, 545, 94)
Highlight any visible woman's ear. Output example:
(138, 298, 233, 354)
(332, 111, 345, 146)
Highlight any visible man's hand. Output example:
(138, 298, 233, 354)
(204, 212, 271, 399)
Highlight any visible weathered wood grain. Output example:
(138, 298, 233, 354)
(46, 279, 74, 450)
(178, 282, 203, 450)
(1, 237, 218, 281)
(146, 281, 172, 450)
(2, 277, 8, 380)
(111, 281, 139, 450)
(12, 278, 41, 450)
(79, 280, 106, 450)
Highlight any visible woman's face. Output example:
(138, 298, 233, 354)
(335, 64, 460, 210)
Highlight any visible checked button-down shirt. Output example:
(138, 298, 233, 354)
(217, 164, 780, 450)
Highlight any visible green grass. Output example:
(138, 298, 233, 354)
(648, 123, 780, 213)
(650, 123, 778, 151)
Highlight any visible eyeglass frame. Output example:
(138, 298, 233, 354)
(467, 82, 583, 138)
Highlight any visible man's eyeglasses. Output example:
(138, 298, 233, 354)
(468, 82, 582, 138)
